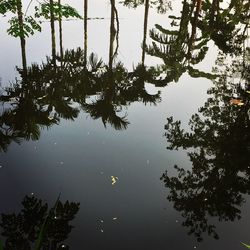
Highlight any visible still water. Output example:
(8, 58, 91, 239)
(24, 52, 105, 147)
(0, 0, 249, 249)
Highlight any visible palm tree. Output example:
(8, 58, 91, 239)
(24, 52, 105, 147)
(49, 0, 56, 65)
(84, 0, 88, 67)
(16, 0, 27, 74)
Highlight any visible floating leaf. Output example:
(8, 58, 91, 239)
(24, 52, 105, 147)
(111, 176, 118, 185)
(230, 99, 244, 106)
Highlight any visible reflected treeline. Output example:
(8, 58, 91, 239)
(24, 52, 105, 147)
(0, 48, 162, 152)
(161, 46, 250, 241)
(0, 194, 80, 250)
(146, 0, 249, 85)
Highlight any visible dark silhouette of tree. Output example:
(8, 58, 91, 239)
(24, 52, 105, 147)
(161, 47, 250, 242)
(145, 0, 216, 85)
(0, 195, 80, 250)
(0, 47, 162, 151)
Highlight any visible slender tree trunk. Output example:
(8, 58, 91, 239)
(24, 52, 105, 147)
(142, 0, 149, 66)
(16, 0, 27, 75)
(109, 0, 116, 70)
(58, 0, 63, 59)
(84, 0, 88, 68)
(50, 0, 56, 65)
(209, 0, 217, 26)
(188, 0, 202, 56)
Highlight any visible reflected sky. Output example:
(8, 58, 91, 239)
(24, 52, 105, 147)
(0, 0, 250, 249)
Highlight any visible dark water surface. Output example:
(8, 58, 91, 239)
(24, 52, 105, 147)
(0, 0, 249, 249)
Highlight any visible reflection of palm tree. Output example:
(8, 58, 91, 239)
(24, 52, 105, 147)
(16, 0, 27, 74)
(84, 0, 88, 67)
(0, 195, 80, 249)
(109, 0, 119, 70)
(0, 47, 163, 151)
(49, 0, 56, 65)
(161, 48, 250, 242)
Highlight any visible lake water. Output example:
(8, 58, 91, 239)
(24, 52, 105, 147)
(0, 0, 249, 249)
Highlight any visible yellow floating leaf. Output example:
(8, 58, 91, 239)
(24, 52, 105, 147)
(111, 176, 118, 185)
(230, 99, 244, 106)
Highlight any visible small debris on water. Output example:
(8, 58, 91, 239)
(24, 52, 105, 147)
(54, 142, 57, 145)
(60, 161, 64, 165)
(176, 220, 179, 223)
(146, 160, 150, 165)
(30, 192, 34, 196)
(111, 176, 118, 185)
(100, 219, 104, 223)
(204, 198, 208, 201)
(100, 229, 104, 233)
(112, 217, 118, 220)
(0, 165, 2, 169)
(193, 246, 197, 249)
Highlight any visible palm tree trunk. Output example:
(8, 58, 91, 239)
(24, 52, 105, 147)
(109, 0, 116, 70)
(50, 0, 56, 65)
(58, 0, 63, 59)
(16, 0, 27, 74)
(142, 0, 149, 66)
(84, 0, 88, 68)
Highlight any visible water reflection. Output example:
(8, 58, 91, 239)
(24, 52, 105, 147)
(0, 48, 162, 151)
(161, 44, 250, 241)
(146, 0, 249, 85)
(0, 195, 80, 249)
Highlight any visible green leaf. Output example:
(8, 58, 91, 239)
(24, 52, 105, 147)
(242, 242, 250, 249)
(36, 3, 82, 20)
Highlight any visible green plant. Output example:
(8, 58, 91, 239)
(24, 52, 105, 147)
(35, 2, 82, 20)
(242, 242, 250, 249)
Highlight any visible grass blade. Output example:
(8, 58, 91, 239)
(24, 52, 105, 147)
(0, 239, 3, 250)
(241, 242, 250, 249)
(34, 194, 61, 250)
